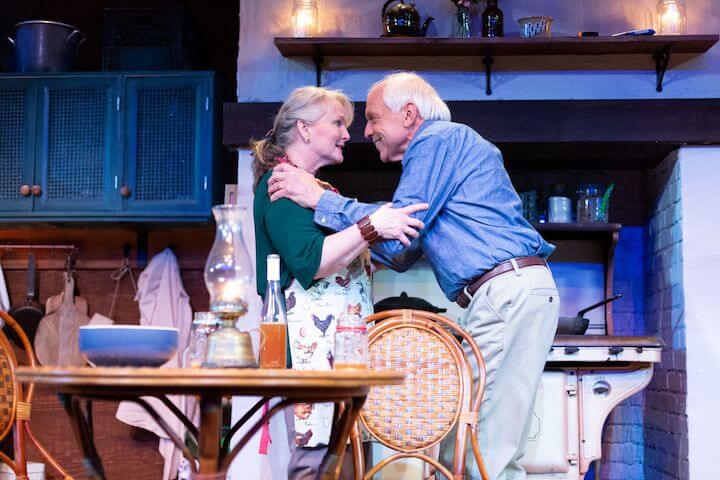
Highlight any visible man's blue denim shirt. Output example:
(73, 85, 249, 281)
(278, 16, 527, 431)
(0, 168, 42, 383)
(314, 120, 555, 301)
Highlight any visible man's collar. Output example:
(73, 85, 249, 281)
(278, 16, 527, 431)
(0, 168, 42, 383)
(402, 120, 435, 166)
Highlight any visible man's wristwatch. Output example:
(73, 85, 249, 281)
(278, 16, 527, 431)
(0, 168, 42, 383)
(357, 216, 379, 245)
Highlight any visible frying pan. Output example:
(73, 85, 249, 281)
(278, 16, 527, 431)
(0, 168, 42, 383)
(5, 252, 45, 347)
(556, 293, 623, 335)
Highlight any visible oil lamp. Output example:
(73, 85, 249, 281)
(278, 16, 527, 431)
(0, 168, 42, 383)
(292, 0, 319, 37)
(657, 0, 686, 35)
(203, 204, 256, 368)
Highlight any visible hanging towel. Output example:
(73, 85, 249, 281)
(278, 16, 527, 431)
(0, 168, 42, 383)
(116, 248, 196, 480)
(0, 258, 10, 312)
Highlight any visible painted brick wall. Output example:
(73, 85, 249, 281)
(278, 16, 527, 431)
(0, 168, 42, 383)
(601, 226, 646, 480)
(642, 153, 688, 480)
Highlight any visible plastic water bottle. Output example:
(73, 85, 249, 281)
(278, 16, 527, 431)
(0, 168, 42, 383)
(334, 307, 368, 369)
(177, 458, 192, 480)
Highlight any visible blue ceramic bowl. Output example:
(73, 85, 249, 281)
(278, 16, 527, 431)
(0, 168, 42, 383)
(78, 325, 179, 367)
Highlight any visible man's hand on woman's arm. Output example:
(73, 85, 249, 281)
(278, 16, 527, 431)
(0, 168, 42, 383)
(268, 163, 324, 208)
(268, 163, 428, 245)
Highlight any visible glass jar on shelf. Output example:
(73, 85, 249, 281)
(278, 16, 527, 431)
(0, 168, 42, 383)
(576, 184, 606, 223)
(183, 312, 220, 368)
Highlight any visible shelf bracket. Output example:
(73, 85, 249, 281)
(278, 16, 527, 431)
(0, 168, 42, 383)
(653, 44, 672, 93)
(483, 55, 493, 96)
(313, 53, 324, 87)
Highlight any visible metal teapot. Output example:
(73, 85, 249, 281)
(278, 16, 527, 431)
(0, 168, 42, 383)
(382, 0, 434, 37)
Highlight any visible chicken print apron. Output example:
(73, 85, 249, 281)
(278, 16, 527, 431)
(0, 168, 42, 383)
(285, 250, 373, 448)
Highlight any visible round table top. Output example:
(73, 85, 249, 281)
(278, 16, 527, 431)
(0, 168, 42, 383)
(16, 366, 404, 399)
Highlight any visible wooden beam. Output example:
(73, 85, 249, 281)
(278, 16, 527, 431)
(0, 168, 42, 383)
(224, 99, 720, 149)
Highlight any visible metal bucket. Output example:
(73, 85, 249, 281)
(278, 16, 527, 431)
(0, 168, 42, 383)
(8, 20, 85, 72)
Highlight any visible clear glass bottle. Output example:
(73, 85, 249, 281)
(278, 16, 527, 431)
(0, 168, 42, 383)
(454, 5, 471, 38)
(183, 312, 219, 368)
(482, 0, 504, 37)
(576, 184, 603, 223)
(292, 0, 319, 37)
(334, 307, 368, 370)
(259, 254, 288, 369)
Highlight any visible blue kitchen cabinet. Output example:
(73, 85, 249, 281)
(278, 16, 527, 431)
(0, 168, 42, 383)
(0, 72, 215, 222)
(0, 78, 37, 213)
(121, 74, 213, 217)
(33, 76, 121, 215)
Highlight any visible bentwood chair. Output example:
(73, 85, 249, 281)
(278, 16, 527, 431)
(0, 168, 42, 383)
(0, 310, 73, 480)
(350, 309, 489, 480)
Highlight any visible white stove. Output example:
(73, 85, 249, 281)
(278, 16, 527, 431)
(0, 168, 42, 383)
(521, 335, 664, 479)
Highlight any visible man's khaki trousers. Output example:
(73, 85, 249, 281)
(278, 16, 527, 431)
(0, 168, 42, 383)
(441, 264, 560, 480)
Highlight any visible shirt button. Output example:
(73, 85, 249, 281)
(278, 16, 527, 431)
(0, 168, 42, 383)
(321, 217, 327, 223)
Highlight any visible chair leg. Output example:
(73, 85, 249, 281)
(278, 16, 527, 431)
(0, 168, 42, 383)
(13, 418, 28, 480)
(349, 421, 364, 480)
(469, 430, 490, 480)
(24, 422, 74, 480)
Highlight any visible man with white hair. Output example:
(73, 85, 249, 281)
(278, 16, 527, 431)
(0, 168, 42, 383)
(268, 72, 559, 480)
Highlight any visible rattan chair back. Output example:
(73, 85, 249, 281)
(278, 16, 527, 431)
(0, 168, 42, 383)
(0, 310, 73, 480)
(361, 314, 463, 452)
(0, 333, 18, 440)
(352, 309, 489, 480)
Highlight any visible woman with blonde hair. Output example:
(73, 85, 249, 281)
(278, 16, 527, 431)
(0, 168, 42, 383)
(253, 86, 427, 479)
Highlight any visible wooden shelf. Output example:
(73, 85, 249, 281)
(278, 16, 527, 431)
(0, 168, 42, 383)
(275, 35, 718, 57)
(274, 34, 719, 94)
(535, 222, 621, 335)
(535, 223, 622, 234)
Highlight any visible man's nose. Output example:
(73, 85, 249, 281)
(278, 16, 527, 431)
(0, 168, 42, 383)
(364, 122, 372, 139)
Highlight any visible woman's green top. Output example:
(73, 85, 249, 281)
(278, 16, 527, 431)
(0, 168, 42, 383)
(254, 170, 329, 295)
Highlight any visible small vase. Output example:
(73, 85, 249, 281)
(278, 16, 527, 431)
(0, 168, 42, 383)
(454, 6, 471, 37)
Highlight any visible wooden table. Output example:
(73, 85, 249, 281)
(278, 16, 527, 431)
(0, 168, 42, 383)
(16, 367, 403, 480)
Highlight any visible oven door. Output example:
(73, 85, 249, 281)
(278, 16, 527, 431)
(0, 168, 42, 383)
(520, 370, 579, 475)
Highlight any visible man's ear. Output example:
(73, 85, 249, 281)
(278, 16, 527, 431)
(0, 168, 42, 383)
(402, 102, 420, 127)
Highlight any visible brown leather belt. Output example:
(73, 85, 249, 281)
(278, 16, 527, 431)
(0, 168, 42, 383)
(455, 256, 548, 308)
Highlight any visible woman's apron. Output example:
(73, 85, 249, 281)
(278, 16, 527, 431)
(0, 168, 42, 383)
(285, 250, 373, 448)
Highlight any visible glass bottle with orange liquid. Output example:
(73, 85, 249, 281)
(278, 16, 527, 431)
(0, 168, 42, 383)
(259, 254, 288, 368)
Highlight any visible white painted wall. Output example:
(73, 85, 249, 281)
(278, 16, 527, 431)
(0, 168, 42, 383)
(238, 0, 720, 101)
(678, 146, 720, 480)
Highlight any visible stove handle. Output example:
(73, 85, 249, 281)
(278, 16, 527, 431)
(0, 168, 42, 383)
(592, 380, 611, 396)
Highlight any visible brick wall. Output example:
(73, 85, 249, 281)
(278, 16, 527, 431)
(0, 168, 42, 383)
(642, 153, 688, 480)
(601, 226, 646, 480)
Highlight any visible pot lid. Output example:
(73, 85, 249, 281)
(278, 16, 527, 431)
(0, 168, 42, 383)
(374, 291, 447, 314)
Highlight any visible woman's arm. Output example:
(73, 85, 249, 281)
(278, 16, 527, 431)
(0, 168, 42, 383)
(315, 203, 428, 278)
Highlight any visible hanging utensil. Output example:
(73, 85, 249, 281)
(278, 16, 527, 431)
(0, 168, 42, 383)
(6, 252, 45, 347)
(35, 271, 89, 366)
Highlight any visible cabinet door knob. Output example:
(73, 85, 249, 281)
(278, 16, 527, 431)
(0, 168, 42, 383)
(31, 185, 42, 197)
(120, 186, 131, 198)
(20, 185, 31, 197)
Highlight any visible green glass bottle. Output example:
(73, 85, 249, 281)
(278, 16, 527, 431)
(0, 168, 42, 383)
(482, 0, 504, 37)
